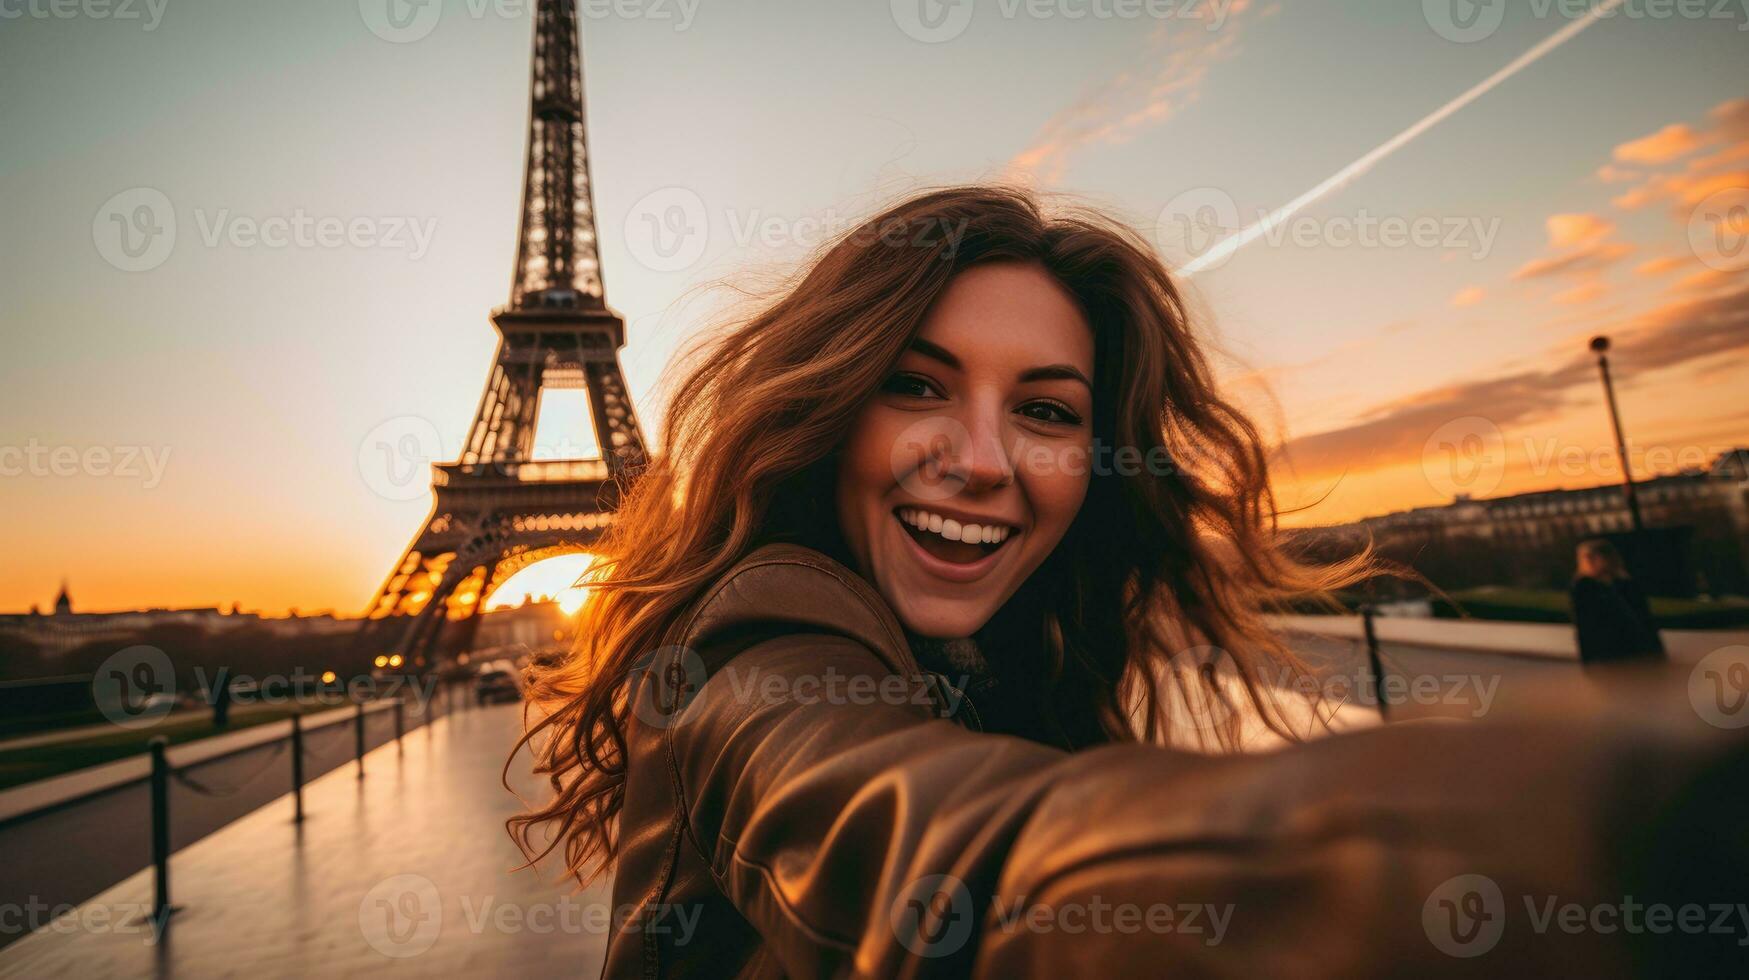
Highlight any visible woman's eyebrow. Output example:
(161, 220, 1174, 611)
(906, 337, 960, 369)
(908, 339, 1091, 389)
(1020, 364, 1093, 389)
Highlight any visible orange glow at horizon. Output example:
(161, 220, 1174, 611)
(485, 553, 600, 615)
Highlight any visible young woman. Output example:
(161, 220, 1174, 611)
(512, 187, 1746, 977)
(1570, 537, 1666, 666)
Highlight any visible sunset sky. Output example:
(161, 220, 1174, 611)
(3, 0, 1746, 614)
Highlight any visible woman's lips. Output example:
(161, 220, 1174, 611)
(892, 510, 1015, 584)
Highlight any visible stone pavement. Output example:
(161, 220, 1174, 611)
(0, 703, 614, 979)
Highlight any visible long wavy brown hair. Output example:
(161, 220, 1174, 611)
(509, 185, 1373, 884)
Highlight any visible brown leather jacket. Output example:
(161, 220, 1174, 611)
(602, 543, 1748, 978)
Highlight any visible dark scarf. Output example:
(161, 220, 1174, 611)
(901, 582, 1091, 751)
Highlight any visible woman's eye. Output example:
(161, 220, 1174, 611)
(880, 372, 939, 399)
(1017, 401, 1083, 426)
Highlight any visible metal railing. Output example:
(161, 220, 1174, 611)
(134, 683, 475, 927)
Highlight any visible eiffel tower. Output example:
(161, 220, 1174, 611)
(361, 0, 646, 666)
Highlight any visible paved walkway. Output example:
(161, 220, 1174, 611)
(0, 704, 613, 979)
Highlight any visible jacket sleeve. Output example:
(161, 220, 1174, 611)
(662, 575, 1749, 978)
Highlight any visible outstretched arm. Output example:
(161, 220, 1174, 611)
(660, 629, 1747, 978)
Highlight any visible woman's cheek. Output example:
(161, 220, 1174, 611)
(1022, 439, 1092, 544)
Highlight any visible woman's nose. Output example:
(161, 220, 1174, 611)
(933, 410, 1015, 494)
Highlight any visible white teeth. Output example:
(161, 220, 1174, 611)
(896, 507, 1014, 547)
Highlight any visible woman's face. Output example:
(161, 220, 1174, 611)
(835, 261, 1095, 638)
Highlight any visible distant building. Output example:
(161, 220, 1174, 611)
(474, 598, 573, 654)
(1295, 448, 1749, 595)
(0, 599, 352, 656)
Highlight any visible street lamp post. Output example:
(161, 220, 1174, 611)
(1589, 335, 1644, 534)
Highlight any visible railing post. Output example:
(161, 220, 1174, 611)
(1360, 604, 1389, 720)
(290, 713, 306, 822)
(148, 736, 171, 921)
(354, 700, 367, 779)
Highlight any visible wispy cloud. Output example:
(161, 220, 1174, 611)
(1635, 255, 1688, 278)
(1006, 1, 1265, 183)
(1450, 285, 1487, 308)
(1546, 212, 1614, 247)
(1275, 284, 1749, 482)
(1512, 241, 1633, 280)
(1610, 97, 1749, 211)
(1613, 123, 1705, 164)
(1553, 281, 1609, 306)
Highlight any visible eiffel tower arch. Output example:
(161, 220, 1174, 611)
(360, 0, 646, 668)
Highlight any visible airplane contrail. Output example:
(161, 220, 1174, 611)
(1179, 0, 1628, 276)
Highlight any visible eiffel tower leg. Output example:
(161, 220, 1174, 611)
(450, 559, 505, 661)
(398, 574, 463, 665)
(585, 358, 647, 486)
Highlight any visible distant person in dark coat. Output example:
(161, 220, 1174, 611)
(1570, 538, 1666, 666)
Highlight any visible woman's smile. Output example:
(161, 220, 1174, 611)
(892, 505, 1021, 583)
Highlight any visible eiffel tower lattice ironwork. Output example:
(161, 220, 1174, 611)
(361, 0, 646, 665)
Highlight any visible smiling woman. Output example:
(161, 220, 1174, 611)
(834, 263, 1095, 637)
(506, 186, 1747, 978)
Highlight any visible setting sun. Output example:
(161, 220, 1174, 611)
(485, 553, 600, 615)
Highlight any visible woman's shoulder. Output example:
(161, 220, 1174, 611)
(677, 542, 915, 673)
